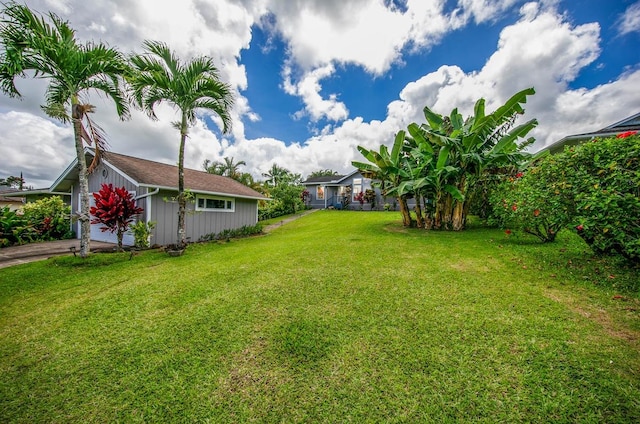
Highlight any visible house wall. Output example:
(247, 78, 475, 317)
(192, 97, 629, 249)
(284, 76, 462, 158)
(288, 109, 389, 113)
(148, 190, 258, 245)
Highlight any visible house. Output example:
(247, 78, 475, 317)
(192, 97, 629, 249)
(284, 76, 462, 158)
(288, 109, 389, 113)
(46, 149, 268, 246)
(541, 112, 640, 154)
(302, 170, 391, 210)
(0, 188, 24, 211)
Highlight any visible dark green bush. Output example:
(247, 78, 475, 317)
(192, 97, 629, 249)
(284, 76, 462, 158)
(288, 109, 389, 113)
(199, 223, 263, 242)
(562, 135, 639, 262)
(490, 134, 639, 262)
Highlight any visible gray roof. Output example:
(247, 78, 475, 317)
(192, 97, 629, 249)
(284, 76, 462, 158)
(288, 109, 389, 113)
(542, 112, 640, 154)
(51, 150, 268, 201)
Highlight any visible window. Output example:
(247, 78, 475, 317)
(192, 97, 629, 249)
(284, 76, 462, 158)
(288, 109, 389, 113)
(352, 178, 362, 200)
(196, 195, 234, 212)
(316, 186, 324, 200)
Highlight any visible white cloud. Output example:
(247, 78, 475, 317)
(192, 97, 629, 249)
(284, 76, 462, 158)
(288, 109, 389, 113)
(618, 1, 640, 35)
(1, 0, 639, 190)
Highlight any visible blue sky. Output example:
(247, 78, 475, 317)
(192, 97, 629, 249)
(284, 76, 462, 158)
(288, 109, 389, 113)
(240, 0, 638, 145)
(1, 0, 640, 187)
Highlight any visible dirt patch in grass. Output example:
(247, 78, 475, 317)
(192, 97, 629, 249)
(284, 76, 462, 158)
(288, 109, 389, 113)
(544, 288, 640, 346)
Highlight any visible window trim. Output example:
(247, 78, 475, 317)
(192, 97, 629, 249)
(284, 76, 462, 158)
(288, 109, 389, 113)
(195, 195, 235, 212)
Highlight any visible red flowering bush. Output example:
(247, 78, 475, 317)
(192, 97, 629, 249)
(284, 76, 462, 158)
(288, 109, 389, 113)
(490, 160, 572, 242)
(90, 184, 143, 251)
(561, 134, 640, 262)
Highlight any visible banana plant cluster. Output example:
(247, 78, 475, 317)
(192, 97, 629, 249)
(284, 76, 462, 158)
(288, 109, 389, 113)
(90, 183, 143, 251)
(353, 88, 539, 231)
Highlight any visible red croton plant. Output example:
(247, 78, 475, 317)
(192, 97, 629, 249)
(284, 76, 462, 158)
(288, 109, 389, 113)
(90, 183, 144, 251)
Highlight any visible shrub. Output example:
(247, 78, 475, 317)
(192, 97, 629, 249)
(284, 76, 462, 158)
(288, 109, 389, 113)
(0, 206, 35, 246)
(129, 220, 156, 249)
(199, 224, 263, 242)
(490, 161, 573, 242)
(90, 184, 143, 251)
(22, 196, 72, 241)
(563, 135, 639, 262)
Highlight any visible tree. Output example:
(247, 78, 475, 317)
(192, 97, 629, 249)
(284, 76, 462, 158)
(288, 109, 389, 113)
(129, 40, 234, 247)
(262, 163, 294, 187)
(0, 3, 130, 257)
(90, 184, 143, 251)
(352, 131, 413, 226)
(0, 175, 24, 189)
(408, 88, 538, 230)
(203, 156, 246, 179)
(307, 169, 338, 179)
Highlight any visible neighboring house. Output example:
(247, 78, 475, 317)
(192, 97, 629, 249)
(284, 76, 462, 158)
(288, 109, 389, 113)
(541, 112, 640, 154)
(43, 149, 268, 246)
(302, 170, 391, 210)
(0, 188, 24, 211)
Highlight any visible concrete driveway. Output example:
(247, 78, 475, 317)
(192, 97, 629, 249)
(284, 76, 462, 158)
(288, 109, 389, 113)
(0, 240, 117, 269)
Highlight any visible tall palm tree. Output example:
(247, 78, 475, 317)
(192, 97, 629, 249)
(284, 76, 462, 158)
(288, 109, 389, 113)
(0, 3, 130, 257)
(129, 40, 234, 247)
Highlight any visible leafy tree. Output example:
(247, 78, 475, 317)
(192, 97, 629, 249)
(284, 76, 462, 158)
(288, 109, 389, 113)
(90, 184, 143, 251)
(0, 3, 130, 257)
(0, 175, 24, 189)
(129, 40, 234, 247)
(0, 205, 34, 246)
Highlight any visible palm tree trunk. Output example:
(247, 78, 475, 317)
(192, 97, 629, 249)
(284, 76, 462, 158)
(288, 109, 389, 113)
(72, 100, 91, 258)
(177, 114, 188, 247)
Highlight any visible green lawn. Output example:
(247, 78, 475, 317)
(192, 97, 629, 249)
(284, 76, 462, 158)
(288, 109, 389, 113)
(1, 211, 639, 422)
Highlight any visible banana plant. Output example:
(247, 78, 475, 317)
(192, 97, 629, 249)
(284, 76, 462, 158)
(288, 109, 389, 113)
(352, 131, 414, 226)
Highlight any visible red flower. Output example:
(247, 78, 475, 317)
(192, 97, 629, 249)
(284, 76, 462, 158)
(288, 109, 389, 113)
(616, 131, 637, 139)
(515, 172, 524, 178)
(511, 204, 517, 211)
(576, 224, 584, 231)
(505, 229, 512, 235)
(533, 209, 540, 217)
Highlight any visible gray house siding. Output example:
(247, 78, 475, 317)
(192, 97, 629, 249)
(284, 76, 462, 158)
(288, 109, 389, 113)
(304, 171, 388, 211)
(148, 192, 258, 245)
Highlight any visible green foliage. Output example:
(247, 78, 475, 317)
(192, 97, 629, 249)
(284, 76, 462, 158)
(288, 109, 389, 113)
(0, 206, 34, 246)
(353, 88, 538, 231)
(22, 196, 72, 241)
(562, 135, 640, 262)
(129, 220, 156, 248)
(307, 169, 339, 179)
(489, 134, 639, 263)
(259, 164, 305, 220)
(90, 184, 143, 251)
(199, 223, 263, 242)
(490, 163, 572, 242)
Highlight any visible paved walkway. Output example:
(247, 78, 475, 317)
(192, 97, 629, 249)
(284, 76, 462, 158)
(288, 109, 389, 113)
(0, 240, 117, 269)
(0, 210, 319, 269)
(262, 209, 318, 233)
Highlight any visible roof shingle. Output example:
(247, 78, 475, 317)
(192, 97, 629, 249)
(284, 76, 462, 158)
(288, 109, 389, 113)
(102, 151, 267, 200)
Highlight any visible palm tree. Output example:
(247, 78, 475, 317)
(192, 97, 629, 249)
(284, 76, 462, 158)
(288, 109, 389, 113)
(0, 3, 130, 257)
(261, 163, 289, 187)
(129, 40, 234, 247)
(220, 156, 246, 179)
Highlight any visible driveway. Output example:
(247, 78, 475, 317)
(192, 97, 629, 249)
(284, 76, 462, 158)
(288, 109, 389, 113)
(0, 240, 117, 269)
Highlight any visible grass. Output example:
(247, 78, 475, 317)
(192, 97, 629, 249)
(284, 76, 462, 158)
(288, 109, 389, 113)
(1, 211, 639, 422)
